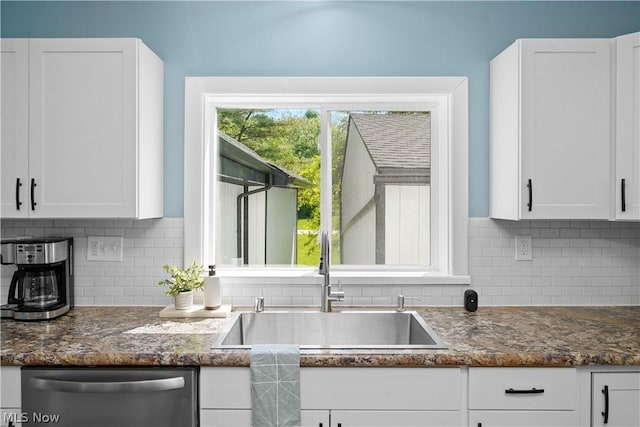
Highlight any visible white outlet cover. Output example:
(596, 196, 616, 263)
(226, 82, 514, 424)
(515, 235, 532, 261)
(87, 236, 123, 262)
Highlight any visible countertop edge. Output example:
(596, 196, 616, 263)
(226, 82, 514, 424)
(3, 352, 639, 368)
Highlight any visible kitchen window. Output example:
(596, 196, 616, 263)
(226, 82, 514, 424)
(184, 77, 469, 284)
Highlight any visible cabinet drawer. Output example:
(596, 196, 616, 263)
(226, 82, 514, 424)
(469, 368, 576, 410)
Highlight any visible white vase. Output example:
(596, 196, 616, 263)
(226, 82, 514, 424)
(174, 290, 193, 310)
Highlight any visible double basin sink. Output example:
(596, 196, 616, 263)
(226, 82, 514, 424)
(215, 310, 446, 350)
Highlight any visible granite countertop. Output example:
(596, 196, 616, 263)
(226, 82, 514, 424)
(1, 306, 639, 367)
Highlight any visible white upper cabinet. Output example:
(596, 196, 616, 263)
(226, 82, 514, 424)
(0, 39, 29, 217)
(0, 38, 163, 219)
(490, 38, 611, 220)
(615, 32, 640, 220)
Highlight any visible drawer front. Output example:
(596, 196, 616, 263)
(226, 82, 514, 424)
(469, 368, 576, 410)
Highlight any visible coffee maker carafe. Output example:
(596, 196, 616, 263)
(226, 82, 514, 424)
(1, 237, 74, 320)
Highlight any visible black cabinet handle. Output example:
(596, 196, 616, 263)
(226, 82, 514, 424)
(602, 385, 609, 424)
(30, 178, 37, 211)
(527, 179, 533, 212)
(15, 178, 22, 210)
(621, 179, 626, 212)
(505, 387, 544, 394)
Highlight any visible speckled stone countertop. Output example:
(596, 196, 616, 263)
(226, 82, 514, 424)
(1, 306, 638, 367)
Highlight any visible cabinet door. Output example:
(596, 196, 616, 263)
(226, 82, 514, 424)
(592, 372, 640, 427)
(200, 409, 251, 427)
(468, 410, 577, 427)
(332, 410, 461, 427)
(28, 38, 137, 217)
(520, 39, 611, 219)
(615, 32, 640, 220)
(200, 410, 328, 427)
(301, 410, 330, 427)
(0, 39, 29, 218)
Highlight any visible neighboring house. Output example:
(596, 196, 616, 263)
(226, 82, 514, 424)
(217, 132, 310, 266)
(341, 113, 431, 265)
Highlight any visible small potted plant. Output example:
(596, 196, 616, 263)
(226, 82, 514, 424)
(158, 262, 204, 309)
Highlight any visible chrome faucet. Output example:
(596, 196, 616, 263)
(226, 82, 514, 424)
(319, 231, 344, 312)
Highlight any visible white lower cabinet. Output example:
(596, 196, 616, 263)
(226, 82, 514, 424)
(331, 410, 461, 427)
(591, 371, 640, 427)
(468, 367, 577, 427)
(200, 410, 328, 427)
(468, 411, 577, 427)
(0, 367, 22, 427)
(199, 366, 640, 427)
(200, 367, 463, 427)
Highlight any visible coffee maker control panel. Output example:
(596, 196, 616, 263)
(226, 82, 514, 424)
(16, 240, 69, 265)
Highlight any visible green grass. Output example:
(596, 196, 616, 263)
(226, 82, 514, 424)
(296, 218, 340, 266)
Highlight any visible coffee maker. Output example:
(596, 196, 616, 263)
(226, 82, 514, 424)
(1, 237, 74, 320)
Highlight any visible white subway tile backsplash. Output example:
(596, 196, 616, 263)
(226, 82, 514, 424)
(469, 218, 639, 305)
(1, 217, 638, 307)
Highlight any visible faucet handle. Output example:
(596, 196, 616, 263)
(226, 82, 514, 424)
(396, 294, 422, 312)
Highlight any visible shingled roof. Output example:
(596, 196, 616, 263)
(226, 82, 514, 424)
(349, 113, 430, 170)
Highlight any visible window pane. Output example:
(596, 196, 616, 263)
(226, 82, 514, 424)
(332, 111, 431, 266)
(215, 108, 431, 268)
(216, 109, 320, 267)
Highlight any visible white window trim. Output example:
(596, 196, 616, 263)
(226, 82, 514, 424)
(184, 77, 469, 285)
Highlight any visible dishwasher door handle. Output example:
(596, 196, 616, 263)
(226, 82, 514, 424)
(29, 376, 185, 393)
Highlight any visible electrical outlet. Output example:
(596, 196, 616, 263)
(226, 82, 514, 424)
(515, 235, 532, 261)
(87, 236, 123, 262)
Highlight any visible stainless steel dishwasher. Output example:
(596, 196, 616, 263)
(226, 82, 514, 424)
(21, 367, 198, 427)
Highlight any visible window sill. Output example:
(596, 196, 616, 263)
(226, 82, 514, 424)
(216, 268, 471, 286)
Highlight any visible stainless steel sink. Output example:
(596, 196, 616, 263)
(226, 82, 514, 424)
(214, 311, 446, 349)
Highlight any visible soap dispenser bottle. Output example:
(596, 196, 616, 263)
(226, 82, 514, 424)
(204, 265, 221, 310)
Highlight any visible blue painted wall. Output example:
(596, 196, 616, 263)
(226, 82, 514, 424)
(2, 1, 638, 217)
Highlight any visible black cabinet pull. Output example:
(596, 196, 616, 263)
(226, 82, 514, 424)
(505, 387, 544, 394)
(527, 179, 533, 212)
(602, 385, 609, 424)
(15, 178, 22, 210)
(30, 178, 37, 211)
(621, 179, 626, 212)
